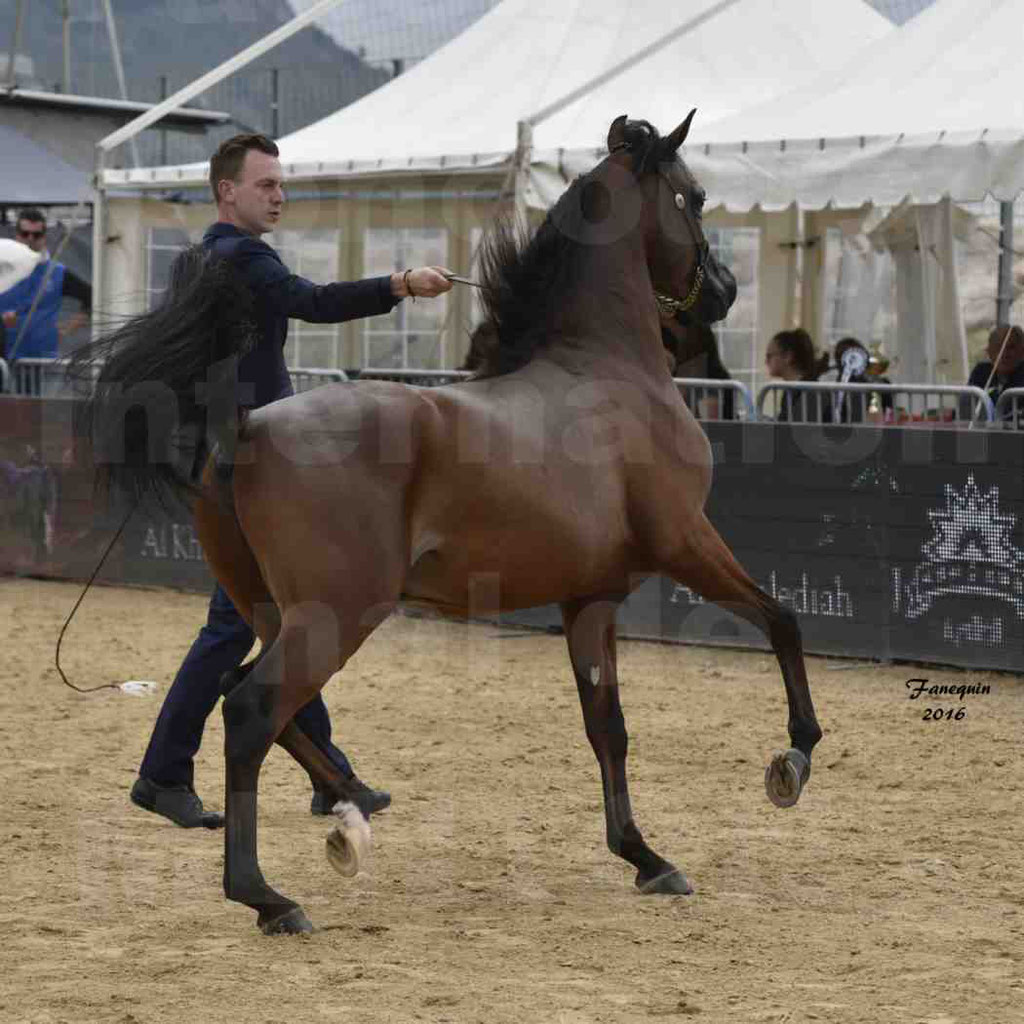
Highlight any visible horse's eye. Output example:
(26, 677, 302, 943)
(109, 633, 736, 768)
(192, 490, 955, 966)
(674, 193, 685, 211)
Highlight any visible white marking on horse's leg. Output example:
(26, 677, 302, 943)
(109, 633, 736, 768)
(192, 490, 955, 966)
(590, 665, 601, 686)
(325, 801, 372, 878)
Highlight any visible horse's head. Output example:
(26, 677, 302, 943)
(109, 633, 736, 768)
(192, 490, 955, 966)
(605, 112, 737, 325)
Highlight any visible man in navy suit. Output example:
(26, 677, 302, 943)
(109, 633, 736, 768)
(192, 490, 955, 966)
(131, 133, 452, 827)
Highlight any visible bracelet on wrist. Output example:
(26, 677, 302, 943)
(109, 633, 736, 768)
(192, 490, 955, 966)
(403, 268, 416, 301)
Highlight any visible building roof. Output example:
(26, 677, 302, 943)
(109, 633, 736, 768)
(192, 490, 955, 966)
(0, 124, 92, 204)
(0, 86, 230, 132)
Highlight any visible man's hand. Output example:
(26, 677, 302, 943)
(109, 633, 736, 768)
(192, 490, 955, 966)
(390, 266, 454, 300)
(2, 311, 16, 329)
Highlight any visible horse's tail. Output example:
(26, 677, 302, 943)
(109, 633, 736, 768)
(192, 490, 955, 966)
(68, 245, 256, 506)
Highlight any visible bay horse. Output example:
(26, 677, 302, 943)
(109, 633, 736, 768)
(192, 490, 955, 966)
(77, 111, 822, 935)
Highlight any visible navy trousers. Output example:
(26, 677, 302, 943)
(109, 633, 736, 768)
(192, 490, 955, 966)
(139, 584, 353, 788)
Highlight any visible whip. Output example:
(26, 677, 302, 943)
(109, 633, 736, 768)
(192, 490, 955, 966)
(54, 500, 140, 694)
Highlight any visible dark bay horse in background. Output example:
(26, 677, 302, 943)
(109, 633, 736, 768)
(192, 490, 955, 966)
(78, 111, 822, 935)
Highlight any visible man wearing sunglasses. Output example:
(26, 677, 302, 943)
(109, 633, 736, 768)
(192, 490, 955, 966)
(1, 208, 92, 366)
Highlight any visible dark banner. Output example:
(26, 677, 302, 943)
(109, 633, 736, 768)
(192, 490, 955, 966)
(0, 398, 212, 591)
(3, 399, 1021, 670)
(607, 423, 1024, 670)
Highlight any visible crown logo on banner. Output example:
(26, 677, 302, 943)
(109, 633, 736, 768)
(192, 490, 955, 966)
(903, 474, 1024, 619)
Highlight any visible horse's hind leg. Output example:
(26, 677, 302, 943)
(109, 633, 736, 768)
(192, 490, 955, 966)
(197, 491, 366, 816)
(220, 602, 384, 935)
(562, 598, 692, 896)
(662, 514, 823, 807)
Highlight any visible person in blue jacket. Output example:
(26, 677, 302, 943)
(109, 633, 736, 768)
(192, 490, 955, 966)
(130, 133, 453, 828)
(1, 208, 92, 370)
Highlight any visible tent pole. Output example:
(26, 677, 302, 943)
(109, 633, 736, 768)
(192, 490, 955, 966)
(5, 0, 25, 87)
(792, 206, 806, 328)
(101, 0, 140, 168)
(61, 0, 72, 93)
(513, 120, 533, 232)
(91, 147, 106, 343)
(996, 200, 1014, 324)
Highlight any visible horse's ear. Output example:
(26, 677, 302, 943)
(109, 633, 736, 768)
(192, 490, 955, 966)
(665, 109, 697, 152)
(607, 115, 629, 152)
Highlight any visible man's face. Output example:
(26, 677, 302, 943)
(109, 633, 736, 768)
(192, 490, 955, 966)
(218, 149, 284, 236)
(988, 330, 1024, 375)
(16, 219, 47, 254)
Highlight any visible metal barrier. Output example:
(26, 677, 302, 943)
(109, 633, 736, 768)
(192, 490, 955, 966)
(756, 381, 996, 426)
(673, 377, 754, 421)
(6, 357, 78, 398)
(2, 356, 1000, 433)
(288, 367, 348, 393)
(355, 370, 755, 423)
(355, 368, 471, 386)
(994, 388, 1024, 428)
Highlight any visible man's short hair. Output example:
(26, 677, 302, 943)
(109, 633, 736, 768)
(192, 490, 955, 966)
(208, 133, 279, 203)
(16, 207, 46, 228)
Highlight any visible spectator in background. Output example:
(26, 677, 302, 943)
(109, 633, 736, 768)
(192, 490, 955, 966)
(765, 328, 829, 422)
(828, 336, 893, 423)
(967, 325, 1024, 419)
(0, 208, 92, 364)
(661, 307, 735, 420)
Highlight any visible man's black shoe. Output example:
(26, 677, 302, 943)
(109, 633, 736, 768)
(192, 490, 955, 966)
(311, 779, 391, 819)
(130, 777, 224, 829)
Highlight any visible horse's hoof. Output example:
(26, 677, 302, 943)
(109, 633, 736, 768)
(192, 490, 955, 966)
(325, 801, 372, 878)
(765, 748, 810, 808)
(259, 906, 313, 936)
(635, 868, 693, 895)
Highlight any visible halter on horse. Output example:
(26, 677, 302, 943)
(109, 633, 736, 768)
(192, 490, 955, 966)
(75, 111, 822, 935)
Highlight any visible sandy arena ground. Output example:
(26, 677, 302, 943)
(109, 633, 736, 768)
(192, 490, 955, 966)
(1, 576, 1022, 1024)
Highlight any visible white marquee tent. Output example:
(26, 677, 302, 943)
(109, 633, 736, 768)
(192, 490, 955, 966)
(672, 0, 1024, 384)
(101, 0, 894, 374)
(519, 0, 1024, 386)
(107, 0, 892, 186)
(684, 0, 1024, 210)
(276, 0, 893, 178)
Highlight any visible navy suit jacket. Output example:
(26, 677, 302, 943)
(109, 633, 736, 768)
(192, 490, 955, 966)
(202, 222, 399, 408)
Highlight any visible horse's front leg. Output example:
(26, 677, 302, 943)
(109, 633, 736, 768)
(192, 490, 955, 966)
(660, 513, 823, 807)
(561, 598, 692, 895)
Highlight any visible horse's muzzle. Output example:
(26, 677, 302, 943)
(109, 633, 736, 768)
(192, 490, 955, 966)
(697, 258, 737, 324)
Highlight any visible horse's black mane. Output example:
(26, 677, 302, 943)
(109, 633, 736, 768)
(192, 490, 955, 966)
(475, 119, 671, 379)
